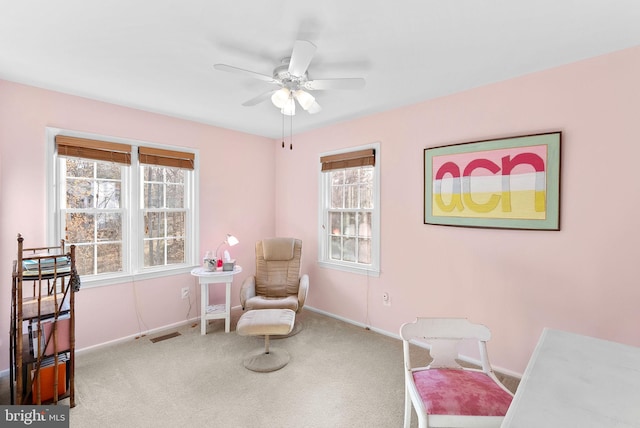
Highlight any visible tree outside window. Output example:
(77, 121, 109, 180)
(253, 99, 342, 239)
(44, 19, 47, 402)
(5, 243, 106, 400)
(53, 133, 197, 283)
(142, 165, 186, 268)
(62, 158, 124, 276)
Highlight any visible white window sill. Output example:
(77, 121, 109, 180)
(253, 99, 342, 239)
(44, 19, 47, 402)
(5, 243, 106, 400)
(318, 260, 380, 277)
(78, 265, 198, 289)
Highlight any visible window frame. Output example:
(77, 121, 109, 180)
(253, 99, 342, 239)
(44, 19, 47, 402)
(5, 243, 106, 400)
(60, 158, 130, 276)
(318, 142, 381, 276)
(46, 127, 199, 288)
(139, 165, 190, 270)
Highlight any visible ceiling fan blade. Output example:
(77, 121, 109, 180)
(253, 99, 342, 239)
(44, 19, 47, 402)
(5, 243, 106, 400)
(304, 78, 366, 91)
(288, 40, 317, 77)
(214, 64, 277, 84)
(307, 101, 322, 114)
(242, 90, 277, 106)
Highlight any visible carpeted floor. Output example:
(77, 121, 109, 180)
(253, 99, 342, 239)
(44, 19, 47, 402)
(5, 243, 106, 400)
(1, 309, 519, 428)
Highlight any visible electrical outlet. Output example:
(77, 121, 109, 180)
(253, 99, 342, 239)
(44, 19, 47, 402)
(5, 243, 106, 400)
(382, 292, 391, 306)
(181, 287, 189, 299)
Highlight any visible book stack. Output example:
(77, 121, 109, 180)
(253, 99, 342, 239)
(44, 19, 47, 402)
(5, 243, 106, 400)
(22, 255, 71, 277)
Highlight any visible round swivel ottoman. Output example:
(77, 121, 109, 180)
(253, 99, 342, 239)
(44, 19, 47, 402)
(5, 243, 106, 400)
(236, 309, 296, 372)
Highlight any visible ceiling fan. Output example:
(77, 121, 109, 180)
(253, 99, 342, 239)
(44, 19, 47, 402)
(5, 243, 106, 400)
(214, 40, 366, 116)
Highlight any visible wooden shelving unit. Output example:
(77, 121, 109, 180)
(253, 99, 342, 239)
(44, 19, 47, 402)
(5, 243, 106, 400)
(10, 234, 77, 407)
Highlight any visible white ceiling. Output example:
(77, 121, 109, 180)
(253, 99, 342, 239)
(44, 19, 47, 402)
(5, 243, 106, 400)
(2, 1, 640, 139)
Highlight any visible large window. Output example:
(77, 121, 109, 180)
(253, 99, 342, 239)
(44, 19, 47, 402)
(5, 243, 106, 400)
(319, 144, 380, 275)
(49, 131, 198, 286)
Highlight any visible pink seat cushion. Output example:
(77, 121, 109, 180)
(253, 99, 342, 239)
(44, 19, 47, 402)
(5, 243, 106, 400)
(412, 368, 512, 416)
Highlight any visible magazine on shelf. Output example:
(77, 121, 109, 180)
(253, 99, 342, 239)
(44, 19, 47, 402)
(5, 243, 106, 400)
(21, 265, 71, 277)
(22, 255, 70, 272)
(29, 315, 71, 357)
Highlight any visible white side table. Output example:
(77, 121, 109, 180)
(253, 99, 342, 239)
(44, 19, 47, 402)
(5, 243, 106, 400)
(190, 266, 242, 335)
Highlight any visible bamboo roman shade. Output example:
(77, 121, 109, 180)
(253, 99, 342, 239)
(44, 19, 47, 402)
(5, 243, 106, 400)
(56, 135, 132, 165)
(320, 148, 375, 172)
(138, 147, 195, 170)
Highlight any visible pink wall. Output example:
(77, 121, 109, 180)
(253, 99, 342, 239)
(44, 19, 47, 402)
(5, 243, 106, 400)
(275, 46, 640, 374)
(2, 45, 639, 375)
(0, 81, 275, 370)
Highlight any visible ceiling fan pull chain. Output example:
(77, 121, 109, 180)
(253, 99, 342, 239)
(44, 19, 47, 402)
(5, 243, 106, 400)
(281, 110, 285, 148)
(290, 112, 293, 150)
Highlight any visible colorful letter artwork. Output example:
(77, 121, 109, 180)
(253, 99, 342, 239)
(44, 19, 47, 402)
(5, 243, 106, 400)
(424, 132, 561, 230)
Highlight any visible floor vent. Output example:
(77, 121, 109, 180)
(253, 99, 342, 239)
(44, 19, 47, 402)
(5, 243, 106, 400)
(150, 332, 181, 343)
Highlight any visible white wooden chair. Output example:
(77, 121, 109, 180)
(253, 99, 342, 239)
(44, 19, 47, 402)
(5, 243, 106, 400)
(399, 318, 514, 428)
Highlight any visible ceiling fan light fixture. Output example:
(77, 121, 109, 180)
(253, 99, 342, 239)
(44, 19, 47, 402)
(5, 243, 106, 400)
(281, 96, 296, 116)
(271, 88, 290, 108)
(214, 39, 366, 117)
(293, 89, 315, 110)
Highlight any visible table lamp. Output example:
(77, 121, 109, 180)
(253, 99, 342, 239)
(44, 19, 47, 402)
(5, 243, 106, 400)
(216, 234, 239, 267)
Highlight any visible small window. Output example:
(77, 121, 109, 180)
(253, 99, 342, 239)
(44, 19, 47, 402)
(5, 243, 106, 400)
(141, 165, 187, 267)
(61, 157, 126, 276)
(319, 144, 380, 275)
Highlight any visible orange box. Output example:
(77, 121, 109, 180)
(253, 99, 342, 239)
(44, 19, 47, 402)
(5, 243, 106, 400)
(31, 361, 67, 403)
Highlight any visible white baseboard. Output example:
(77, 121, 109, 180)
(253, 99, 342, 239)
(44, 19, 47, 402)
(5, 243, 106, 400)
(304, 305, 522, 380)
(77, 305, 244, 355)
(0, 315, 215, 379)
(304, 305, 398, 338)
(75, 316, 201, 355)
(1, 306, 522, 381)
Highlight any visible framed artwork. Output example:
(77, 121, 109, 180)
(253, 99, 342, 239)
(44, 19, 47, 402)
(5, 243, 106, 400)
(424, 132, 561, 230)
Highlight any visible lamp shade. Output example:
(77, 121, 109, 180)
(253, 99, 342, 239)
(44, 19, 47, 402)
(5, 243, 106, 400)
(216, 233, 239, 258)
(281, 96, 296, 116)
(271, 88, 290, 108)
(293, 90, 315, 110)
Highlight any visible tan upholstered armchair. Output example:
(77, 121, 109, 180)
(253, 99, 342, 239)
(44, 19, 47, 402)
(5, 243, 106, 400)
(240, 238, 309, 314)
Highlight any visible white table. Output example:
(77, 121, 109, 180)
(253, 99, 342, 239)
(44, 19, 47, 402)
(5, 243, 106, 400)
(190, 266, 242, 335)
(502, 328, 640, 427)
